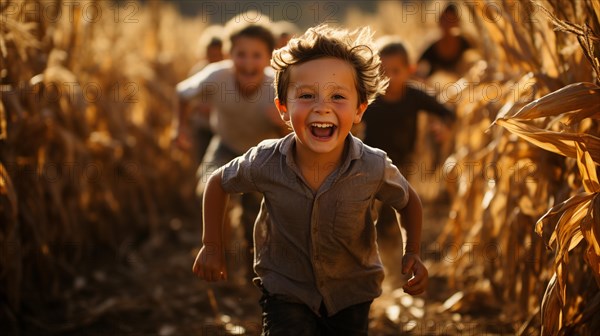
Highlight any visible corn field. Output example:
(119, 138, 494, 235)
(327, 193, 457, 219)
(1, 0, 204, 333)
(1, 0, 600, 335)
(435, 1, 600, 334)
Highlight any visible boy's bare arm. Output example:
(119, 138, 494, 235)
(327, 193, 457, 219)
(400, 186, 423, 256)
(192, 168, 230, 281)
(399, 186, 428, 295)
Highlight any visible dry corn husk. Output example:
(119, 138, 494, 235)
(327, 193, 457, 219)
(1, 0, 204, 330)
(437, 0, 600, 335)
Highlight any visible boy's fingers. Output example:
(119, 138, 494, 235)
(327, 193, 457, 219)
(410, 267, 424, 282)
(407, 275, 424, 288)
(405, 267, 428, 293)
(403, 285, 425, 295)
(403, 278, 425, 293)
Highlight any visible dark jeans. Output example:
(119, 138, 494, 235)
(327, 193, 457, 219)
(259, 291, 372, 336)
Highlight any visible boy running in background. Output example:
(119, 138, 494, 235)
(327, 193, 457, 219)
(175, 13, 287, 282)
(363, 37, 455, 174)
(363, 38, 455, 260)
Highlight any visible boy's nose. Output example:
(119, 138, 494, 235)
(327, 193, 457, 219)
(313, 100, 332, 114)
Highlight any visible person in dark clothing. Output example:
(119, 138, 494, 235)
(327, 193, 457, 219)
(364, 39, 455, 171)
(364, 86, 454, 171)
(418, 3, 472, 77)
(363, 39, 455, 265)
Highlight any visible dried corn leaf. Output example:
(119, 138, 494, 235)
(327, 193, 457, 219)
(575, 142, 600, 193)
(535, 192, 595, 245)
(495, 118, 600, 163)
(0, 17, 41, 60)
(584, 245, 600, 288)
(499, 82, 600, 124)
(0, 163, 18, 215)
(541, 273, 562, 336)
(0, 100, 6, 140)
(580, 195, 600, 256)
(552, 198, 589, 254)
(593, 1, 600, 26)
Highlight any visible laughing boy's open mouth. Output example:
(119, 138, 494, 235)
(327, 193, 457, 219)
(310, 123, 336, 138)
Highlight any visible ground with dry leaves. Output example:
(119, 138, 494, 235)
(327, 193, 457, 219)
(17, 198, 514, 336)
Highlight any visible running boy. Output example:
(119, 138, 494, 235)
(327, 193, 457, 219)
(364, 37, 455, 172)
(363, 38, 455, 250)
(193, 25, 428, 335)
(175, 14, 286, 281)
(174, 13, 285, 175)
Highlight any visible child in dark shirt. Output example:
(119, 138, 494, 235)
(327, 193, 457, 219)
(363, 38, 455, 262)
(417, 3, 473, 78)
(363, 38, 455, 170)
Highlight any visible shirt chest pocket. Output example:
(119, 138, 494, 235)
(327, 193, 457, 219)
(333, 199, 371, 241)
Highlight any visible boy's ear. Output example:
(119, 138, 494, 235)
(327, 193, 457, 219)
(354, 102, 368, 123)
(274, 98, 290, 121)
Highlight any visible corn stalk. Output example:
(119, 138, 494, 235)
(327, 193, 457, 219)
(439, 0, 600, 334)
(1, 0, 203, 331)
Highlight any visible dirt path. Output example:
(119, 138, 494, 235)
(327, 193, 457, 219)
(23, 198, 513, 335)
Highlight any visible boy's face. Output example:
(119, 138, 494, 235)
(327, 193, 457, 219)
(275, 58, 367, 156)
(380, 54, 413, 91)
(230, 36, 271, 91)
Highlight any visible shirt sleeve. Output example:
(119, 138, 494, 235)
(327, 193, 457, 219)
(176, 61, 226, 101)
(221, 145, 261, 194)
(376, 155, 410, 212)
(414, 88, 456, 122)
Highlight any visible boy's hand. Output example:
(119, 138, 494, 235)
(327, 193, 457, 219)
(401, 253, 428, 295)
(192, 245, 227, 282)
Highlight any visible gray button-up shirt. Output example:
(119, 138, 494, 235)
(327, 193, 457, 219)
(221, 133, 410, 316)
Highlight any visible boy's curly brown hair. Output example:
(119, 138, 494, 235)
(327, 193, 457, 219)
(271, 25, 388, 106)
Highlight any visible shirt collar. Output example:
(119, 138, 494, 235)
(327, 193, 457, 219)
(279, 133, 364, 173)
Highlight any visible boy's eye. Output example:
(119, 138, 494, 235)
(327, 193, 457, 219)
(299, 93, 314, 99)
(332, 94, 345, 100)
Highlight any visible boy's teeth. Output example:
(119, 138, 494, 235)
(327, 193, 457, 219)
(310, 123, 335, 138)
